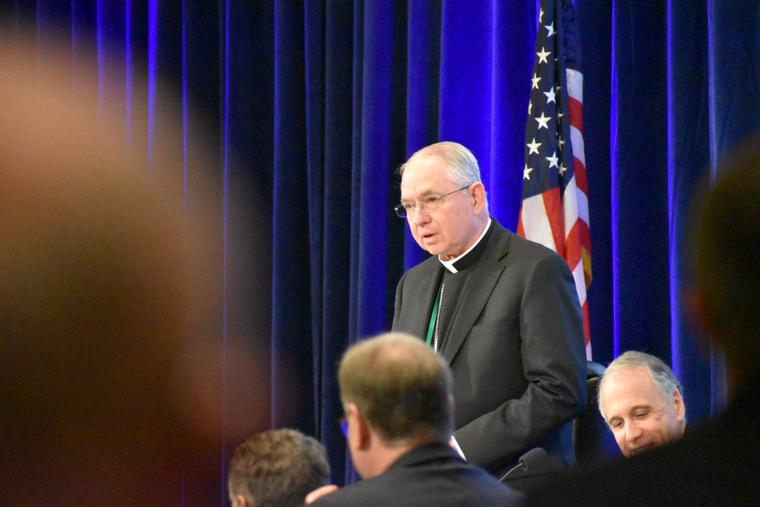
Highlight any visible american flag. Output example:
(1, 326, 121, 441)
(517, 0, 592, 358)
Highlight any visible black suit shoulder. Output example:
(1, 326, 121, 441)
(311, 444, 522, 507)
(399, 251, 439, 278)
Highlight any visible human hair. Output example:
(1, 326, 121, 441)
(227, 429, 331, 507)
(598, 351, 684, 418)
(695, 140, 760, 377)
(338, 332, 453, 444)
(0, 34, 237, 505)
(399, 141, 482, 188)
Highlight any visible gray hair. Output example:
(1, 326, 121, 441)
(399, 141, 482, 187)
(598, 351, 685, 419)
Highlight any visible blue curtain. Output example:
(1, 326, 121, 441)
(5, 0, 760, 502)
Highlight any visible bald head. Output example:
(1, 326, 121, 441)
(338, 332, 453, 443)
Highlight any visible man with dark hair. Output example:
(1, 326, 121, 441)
(392, 141, 587, 475)
(228, 429, 330, 507)
(598, 351, 686, 456)
(309, 332, 520, 506)
(528, 140, 760, 505)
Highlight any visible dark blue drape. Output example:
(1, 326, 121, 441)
(6, 0, 760, 502)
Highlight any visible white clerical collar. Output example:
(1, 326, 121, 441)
(438, 218, 492, 274)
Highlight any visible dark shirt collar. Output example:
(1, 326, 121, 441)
(386, 441, 464, 472)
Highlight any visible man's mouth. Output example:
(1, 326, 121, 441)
(628, 444, 653, 456)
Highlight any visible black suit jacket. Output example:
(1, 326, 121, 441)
(309, 443, 522, 507)
(392, 221, 587, 473)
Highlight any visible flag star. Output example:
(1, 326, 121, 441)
(559, 162, 568, 175)
(528, 100, 533, 114)
(558, 136, 565, 148)
(558, 110, 564, 119)
(539, 8, 544, 22)
(523, 164, 533, 180)
(531, 73, 541, 89)
(544, 88, 556, 103)
(535, 112, 550, 129)
(537, 47, 551, 64)
(527, 138, 542, 155)
(545, 151, 559, 169)
(555, 84, 561, 93)
(545, 22, 555, 37)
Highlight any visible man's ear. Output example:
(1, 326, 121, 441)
(349, 403, 372, 450)
(673, 388, 686, 422)
(470, 182, 487, 213)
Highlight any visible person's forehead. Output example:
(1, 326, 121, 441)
(400, 155, 452, 194)
(602, 367, 666, 410)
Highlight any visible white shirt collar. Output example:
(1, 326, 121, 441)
(438, 218, 492, 274)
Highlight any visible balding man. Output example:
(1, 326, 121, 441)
(598, 351, 686, 457)
(309, 332, 520, 506)
(528, 140, 760, 506)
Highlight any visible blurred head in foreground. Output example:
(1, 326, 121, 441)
(598, 351, 686, 457)
(228, 429, 331, 507)
(0, 34, 262, 505)
(694, 139, 760, 394)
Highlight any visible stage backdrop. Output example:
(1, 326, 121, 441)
(4, 0, 760, 503)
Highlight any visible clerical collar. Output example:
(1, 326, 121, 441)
(439, 218, 493, 273)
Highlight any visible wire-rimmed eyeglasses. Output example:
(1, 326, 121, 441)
(393, 185, 470, 218)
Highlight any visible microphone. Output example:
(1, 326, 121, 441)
(499, 447, 550, 482)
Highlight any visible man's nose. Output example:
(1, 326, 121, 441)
(625, 421, 643, 443)
(411, 206, 430, 225)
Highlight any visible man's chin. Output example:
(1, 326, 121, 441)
(412, 239, 436, 256)
(421, 244, 441, 256)
(627, 445, 655, 457)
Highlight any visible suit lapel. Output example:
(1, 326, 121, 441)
(402, 258, 442, 340)
(441, 223, 512, 364)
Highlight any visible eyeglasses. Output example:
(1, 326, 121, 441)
(394, 185, 470, 218)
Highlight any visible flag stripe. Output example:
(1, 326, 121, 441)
(563, 175, 579, 232)
(568, 97, 584, 132)
(543, 188, 566, 255)
(582, 302, 591, 356)
(574, 156, 589, 194)
(564, 174, 589, 226)
(572, 259, 587, 306)
(520, 193, 557, 251)
(565, 220, 590, 268)
(567, 68, 583, 103)
(569, 125, 585, 167)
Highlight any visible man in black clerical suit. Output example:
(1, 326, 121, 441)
(391, 141, 587, 476)
(307, 332, 520, 506)
(527, 140, 760, 506)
